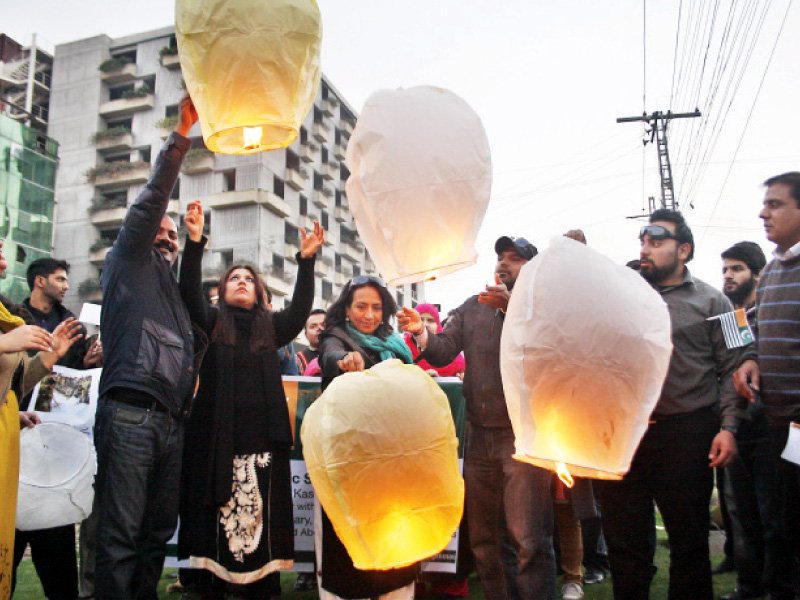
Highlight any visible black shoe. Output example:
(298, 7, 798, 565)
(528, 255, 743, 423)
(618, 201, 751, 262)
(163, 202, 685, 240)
(712, 557, 736, 575)
(583, 568, 605, 585)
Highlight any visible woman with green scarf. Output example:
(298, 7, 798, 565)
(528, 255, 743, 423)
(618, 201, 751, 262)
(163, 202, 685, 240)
(315, 275, 418, 600)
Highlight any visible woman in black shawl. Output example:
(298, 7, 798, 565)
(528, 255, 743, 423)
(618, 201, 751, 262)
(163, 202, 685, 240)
(177, 200, 323, 598)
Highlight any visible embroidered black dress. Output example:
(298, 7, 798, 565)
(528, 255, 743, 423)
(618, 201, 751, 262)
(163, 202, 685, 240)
(177, 236, 315, 585)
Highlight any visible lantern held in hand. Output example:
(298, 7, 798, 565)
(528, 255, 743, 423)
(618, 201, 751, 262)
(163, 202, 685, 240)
(301, 359, 463, 570)
(345, 86, 492, 285)
(501, 237, 672, 482)
(175, 0, 322, 154)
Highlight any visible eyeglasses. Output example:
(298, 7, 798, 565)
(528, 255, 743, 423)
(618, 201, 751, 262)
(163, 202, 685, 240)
(639, 225, 678, 242)
(350, 275, 387, 288)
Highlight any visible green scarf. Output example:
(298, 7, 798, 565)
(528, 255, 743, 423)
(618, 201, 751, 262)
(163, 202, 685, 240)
(345, 323, 413, 364)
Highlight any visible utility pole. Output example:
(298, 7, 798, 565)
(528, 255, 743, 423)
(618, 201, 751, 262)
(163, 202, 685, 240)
(617, 109, 701, 215)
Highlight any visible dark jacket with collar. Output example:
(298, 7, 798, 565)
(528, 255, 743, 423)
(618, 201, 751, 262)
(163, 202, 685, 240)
(98, 132, 197, 416)
(23, 298, 87, 370)
(419, 295, 511, 428)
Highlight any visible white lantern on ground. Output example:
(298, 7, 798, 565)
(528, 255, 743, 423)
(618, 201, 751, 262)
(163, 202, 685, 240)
(345, 86, 491, 285)
(176, 0, 322, 154)
(16, 423, 96, 530)
(501, 237, 672, 483)
(301, 359, 463, 570)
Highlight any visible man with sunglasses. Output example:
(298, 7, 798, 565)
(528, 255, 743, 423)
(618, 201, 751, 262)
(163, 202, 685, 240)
(399, 235, 556, 600)
(593, 209, 742, 600)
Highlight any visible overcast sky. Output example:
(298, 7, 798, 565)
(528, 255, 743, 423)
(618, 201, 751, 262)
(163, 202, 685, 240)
(4, 1, 799, 312)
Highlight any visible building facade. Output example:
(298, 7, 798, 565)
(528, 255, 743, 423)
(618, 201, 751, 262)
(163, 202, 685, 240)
(47, 26, 424, 313)
(0, 112, 58, 302)
(0, 33, 53, 135)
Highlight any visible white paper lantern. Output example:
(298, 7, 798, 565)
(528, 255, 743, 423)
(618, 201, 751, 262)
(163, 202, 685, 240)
(176, 0, 322, 154)
(16, 423, 96, 530)
(301, 359, 464, 570)
(345, 86, 492, 285)
(501, 237, 673, 482)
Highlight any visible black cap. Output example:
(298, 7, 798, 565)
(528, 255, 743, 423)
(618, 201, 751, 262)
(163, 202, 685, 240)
(495, 236, 538, 260)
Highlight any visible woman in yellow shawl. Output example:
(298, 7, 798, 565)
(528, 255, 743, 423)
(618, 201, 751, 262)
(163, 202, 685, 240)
(0, 240, 82, 598)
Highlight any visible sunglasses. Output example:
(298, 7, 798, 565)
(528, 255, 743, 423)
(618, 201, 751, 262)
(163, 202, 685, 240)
(350, 275, 387, 288)
(639, 225, 678, 242)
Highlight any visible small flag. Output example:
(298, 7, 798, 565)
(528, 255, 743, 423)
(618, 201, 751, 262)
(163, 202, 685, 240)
(707, 307, 754, 349)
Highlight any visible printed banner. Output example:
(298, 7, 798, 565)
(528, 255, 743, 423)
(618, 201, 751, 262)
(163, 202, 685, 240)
(166, 375, 467, 574)
(25, 366, 102, 438)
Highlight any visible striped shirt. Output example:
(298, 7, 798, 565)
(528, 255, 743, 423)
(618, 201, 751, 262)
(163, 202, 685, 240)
(746, 255, 800, 425)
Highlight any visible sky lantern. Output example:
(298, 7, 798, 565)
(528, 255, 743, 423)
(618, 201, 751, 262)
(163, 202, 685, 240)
(16, 423, 96, 530)
(175, 0, 322, 154)
(301, 359, 463, 570)
(500, 237, 673, 485)
(345, 85, 491, 285)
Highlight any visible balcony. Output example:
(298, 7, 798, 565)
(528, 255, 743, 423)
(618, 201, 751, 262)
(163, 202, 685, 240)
(333, 142, 346, 161)
(99, 94, 154, 119)
(266, 276, 292, 298)
(322, 161, 339, 181)
(90, 206, 128, 227)
(300, 144, 317, 163)
(100, 62, 137, 85)
(312, 190, 329, 209)
(89, 246, 112, 265)
(88, 161, 151, 190)
(341, 242, 362, 263)
(341, 119, 354, 135)
(321, 96, 339, 118)
(335, 206, 349, 224)
(161, 53, 181, 70)
(204, 188, 291, 218)
(181, 149, 215, 175)
(94, 131, 133, 154)
(285, 166, 308, 191)
(312, 122, 330, 143)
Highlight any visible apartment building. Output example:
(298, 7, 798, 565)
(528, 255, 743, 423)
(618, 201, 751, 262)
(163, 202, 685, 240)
(47, 26, 423, 312)
(0, 33, 52, 134)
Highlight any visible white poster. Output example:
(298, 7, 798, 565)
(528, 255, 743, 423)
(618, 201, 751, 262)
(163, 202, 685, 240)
(26, 366, 102, 438)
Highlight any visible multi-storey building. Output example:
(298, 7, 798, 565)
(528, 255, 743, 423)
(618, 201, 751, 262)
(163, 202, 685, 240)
(0, 33, 53, 135)
(0, 112, 58, 302)
(47, 26, 423, 313)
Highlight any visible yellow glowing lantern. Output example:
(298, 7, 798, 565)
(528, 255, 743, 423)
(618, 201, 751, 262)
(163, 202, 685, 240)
(300, 359, 464, 570)
(345, 86, 492, 286)
(175, 0, 322, 154)
(501, 237, 673, 482)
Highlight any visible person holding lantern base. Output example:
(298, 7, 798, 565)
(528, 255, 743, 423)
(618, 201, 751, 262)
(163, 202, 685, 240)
(315, 276, 420, 600)
(593, 209, 742, 600)
(398, 235, 556, 600)
(177, 200, 322, 598)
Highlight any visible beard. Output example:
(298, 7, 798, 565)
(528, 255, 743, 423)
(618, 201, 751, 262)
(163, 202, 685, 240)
(639, 254, 680, 285)
(724, 276, 756, 307)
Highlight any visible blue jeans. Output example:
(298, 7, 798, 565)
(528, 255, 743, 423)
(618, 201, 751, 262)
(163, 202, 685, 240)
(464, 424, 555, 600)
(594, 408, 718, 600)
(94, 396, 184, 600)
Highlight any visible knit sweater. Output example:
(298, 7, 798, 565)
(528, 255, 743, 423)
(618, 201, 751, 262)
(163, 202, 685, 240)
(746, 255, 800, 426)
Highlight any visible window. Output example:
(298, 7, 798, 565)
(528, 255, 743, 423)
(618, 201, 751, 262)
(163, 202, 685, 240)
(321, 210, 329, 230)
(166, 104, 179, 117)
(397, 291, 404, 307)
(286, 149, 300, 171)
(334, 128, 341, 145)
(112, 49, 137, 64)
(139, 147, 151, 163)
(220, 250, 233, 269)
(109, 84, 134, 101)
(334, 253, 342, 273)
(285, 222, 299, 245)
(272, 254, 285, 278)
(313, 171, 323, 191)
(314, 107, 323, 124)
(273, 176, 284, 199)
(335, 190, 342, 207)
(321, 81, 329, 100)
(106, 117, 132, 130)
(222, 170, 236, 192)
(141, 75, 156, 92)
(340, 163, 350, 181)
(299, 194, 307, 216)
(352, 264, 361, 277)
(321, 146, 328, 164)
(300, 126, 308, 145)
(322, 280, 333, 301)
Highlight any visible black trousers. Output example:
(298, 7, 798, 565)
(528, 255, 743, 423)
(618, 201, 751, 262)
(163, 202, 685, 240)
(594, 407, 718, 600)
(12, 524, 78, 600)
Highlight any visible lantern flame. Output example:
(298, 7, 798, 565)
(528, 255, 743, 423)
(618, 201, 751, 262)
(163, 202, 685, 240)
(556, 461, 574, 488)
(243, 127, 263, 150)
(424, 270, 440, 282)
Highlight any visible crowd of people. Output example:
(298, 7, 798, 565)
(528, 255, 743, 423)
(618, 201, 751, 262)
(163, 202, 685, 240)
(1, 92, 799, 600)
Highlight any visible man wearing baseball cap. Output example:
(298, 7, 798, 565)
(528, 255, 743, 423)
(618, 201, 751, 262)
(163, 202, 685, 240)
(398, 235, 556, 600)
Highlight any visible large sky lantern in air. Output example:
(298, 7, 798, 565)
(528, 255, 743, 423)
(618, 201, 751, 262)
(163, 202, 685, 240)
(300, 359, 464, 570)
(345, 85, 492, 285)
(500, 237, 673, 486)
(175, 0, 322, 154)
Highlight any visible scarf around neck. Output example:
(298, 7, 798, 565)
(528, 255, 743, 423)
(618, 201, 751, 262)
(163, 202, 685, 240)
(345, 322, 413, 364)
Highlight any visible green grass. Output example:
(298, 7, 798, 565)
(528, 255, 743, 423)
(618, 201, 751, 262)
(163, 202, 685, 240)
(14, 532, 737, 599)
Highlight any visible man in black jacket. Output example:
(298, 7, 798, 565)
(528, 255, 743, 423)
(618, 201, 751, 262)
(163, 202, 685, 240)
(94, 96, 200, 599)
